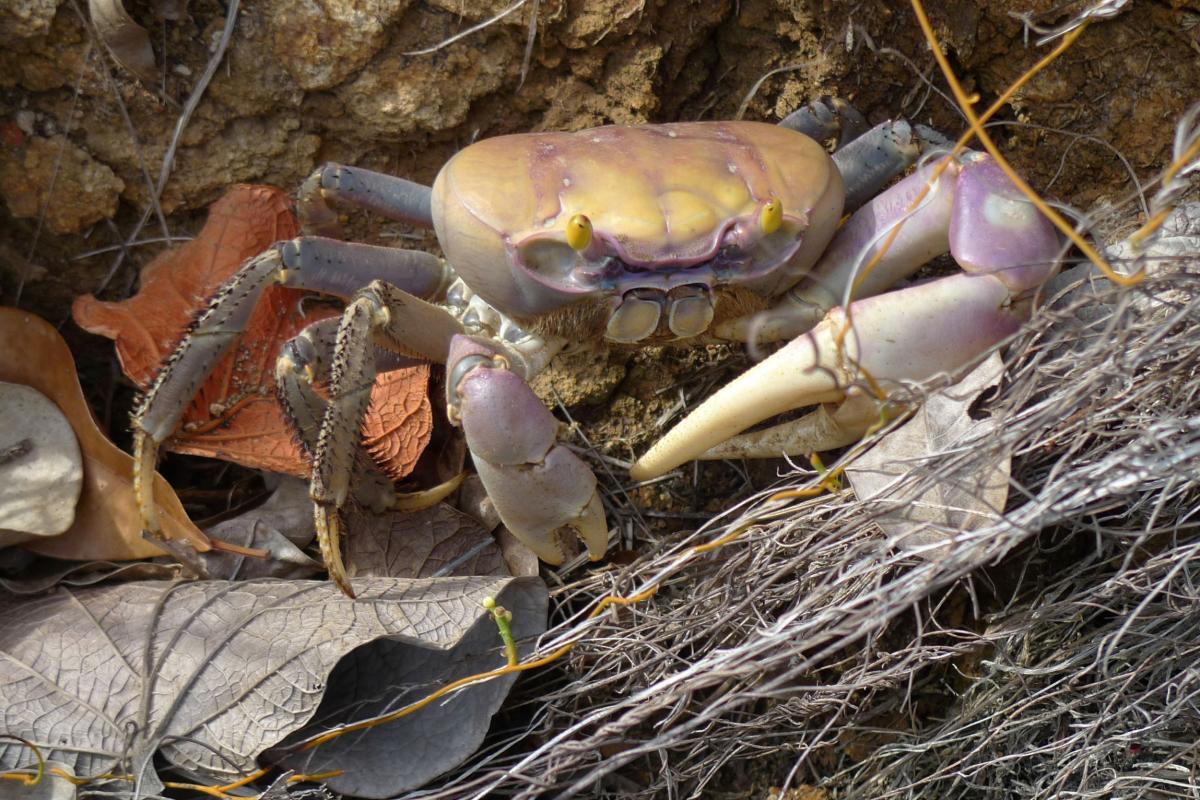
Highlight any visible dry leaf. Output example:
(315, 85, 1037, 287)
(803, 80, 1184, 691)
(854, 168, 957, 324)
(73, 185, 432, 480)
(88, 0, 158, 85)
(363, 368, 435, 481)
(845, 353, 1011, 556)
(0, 560, 178, 594)
(200, 478, 322, 580)
(346, 504, 508, 579)
(0, 577, 547, 798)
(3, 760, 78, 800)
(0, 382, 83, 546)
(0, 308, 208, 560)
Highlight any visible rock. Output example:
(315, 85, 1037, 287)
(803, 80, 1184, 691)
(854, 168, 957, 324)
(263, 0, 414, 91)
(0, 134, 124, 234)
(0, 381, 83, 547)
(338, 31, 516, 137)
(0, 0, 60, 41)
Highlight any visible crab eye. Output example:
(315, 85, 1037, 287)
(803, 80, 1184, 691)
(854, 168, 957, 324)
(760, 199, 783, 235)
(566, 214, 593, 251)
(520, 239, 578, 279)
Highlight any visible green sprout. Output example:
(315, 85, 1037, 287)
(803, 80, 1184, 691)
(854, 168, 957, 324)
(483, 596, 518, 667)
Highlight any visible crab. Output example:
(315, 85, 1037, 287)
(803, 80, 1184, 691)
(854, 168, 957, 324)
(130, 99, 1059, 596)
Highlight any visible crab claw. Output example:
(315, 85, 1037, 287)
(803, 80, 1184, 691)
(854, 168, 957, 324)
(449, 335, 609, 564)
(629, 272, 1025, 480)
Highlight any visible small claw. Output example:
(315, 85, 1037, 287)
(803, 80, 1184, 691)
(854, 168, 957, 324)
(390, 472, 465, 511)
(449, 334, 610, 565)
(575, 490, 609, 561)
(473, 444, 608, 565)
(631, 272, 1022, 481)
(315, 504, 356, 598)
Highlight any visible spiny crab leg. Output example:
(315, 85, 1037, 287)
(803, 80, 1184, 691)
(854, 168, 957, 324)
(630, 153, 1062, 481)
(309, 280, 467, 596)
(276, 316, 461, 515)
(447, 335, 609, 564)
(131, 233, 452, 590)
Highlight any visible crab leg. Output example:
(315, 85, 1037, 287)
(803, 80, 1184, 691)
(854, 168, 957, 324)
(630, 154, 1061, 480)
(275, 317, 423, 514)
(131, 237, 450, 577)
(831, 120, 921, 213)
(779, 96, 868, 145)
(307, 281, 468, 596)
(447, 335, 608, 565)
(696, 392, 888, 461)
(298, 164, 433, 237)
(716, 159, 960, 344)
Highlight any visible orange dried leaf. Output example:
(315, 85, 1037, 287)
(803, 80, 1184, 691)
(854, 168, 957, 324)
(364, 366, 433, 481)
(73, 184, 432, 480)
(0, 308, 210, 560)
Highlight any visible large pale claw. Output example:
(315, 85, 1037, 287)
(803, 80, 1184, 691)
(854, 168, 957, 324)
(630, 272, 1022, 480)
(696, 392, 888, 461)
(450, 336, 609, 564)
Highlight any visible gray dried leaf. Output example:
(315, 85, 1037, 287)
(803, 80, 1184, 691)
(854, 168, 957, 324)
(0, 382, 83, 546)
(88, 0, 157, 84)
(497, 526, 540, 577)
(0, 576, 547, 798)
(457, 474, 502, 531)
(3, 760, 78, 800)
(1049, 201, 1200, 318)
(846, 353, 1010, 556)
(201, 478, 321, 580)
(0, 559, 177, 594)
(346, 503, 507, 578)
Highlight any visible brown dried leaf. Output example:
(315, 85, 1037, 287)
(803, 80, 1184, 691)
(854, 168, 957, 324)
(0, 577, 548, 798)
(73, 185, 432, 480)
(363, 367, 434, 481)
(88, 0, 158, 84)
(0, 308, 208, 560)
(845, 353, 1011, 556)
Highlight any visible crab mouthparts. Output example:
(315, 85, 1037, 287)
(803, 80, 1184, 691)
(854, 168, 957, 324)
(606, 283, 715, 343)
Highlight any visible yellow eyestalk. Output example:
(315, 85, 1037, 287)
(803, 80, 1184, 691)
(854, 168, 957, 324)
(760, 198, 783, 235)
(566, 213, 592, 251)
